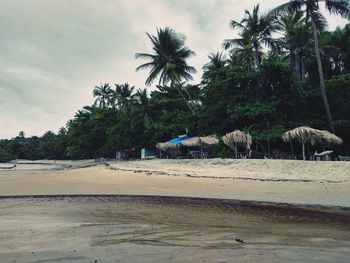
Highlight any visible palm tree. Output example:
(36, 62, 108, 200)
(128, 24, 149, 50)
(135, 27, 197, 113)
(225, 33, 257, 67)
(270, 0, 350, 133)
(223, 4, 277, 67)
(202, 52, 227, 83)
(322, 24, 350, 75)
(275, 11, 314, 82)
(135, 88, 152, 126)
(58, 127, 67, 136)
(93, 83, 112, 109)
(107, 90, 118, 110)
(114, 83, 135, 111)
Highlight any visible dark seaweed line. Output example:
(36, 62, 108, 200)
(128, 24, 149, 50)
(0, 194, 349, 217)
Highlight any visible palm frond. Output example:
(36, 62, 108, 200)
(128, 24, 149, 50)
(135, 52, 156, 60)
(311, 10, 329, 32)
(223, 38, 245, 50)
(230, 20, 247, 31)
(135, 62, 155, 72)
(269, 0, 304, 17)
(325, 0, 350, 18)
(145, 65, 163, 86)
(136, 27, 196, 87)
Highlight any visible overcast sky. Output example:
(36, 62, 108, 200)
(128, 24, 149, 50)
(0, 0, 348, 139)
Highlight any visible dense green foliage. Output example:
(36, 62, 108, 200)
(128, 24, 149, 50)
(1, 4, 350, 161)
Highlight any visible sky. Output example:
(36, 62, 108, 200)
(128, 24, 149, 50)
(0, 0, 348, 139)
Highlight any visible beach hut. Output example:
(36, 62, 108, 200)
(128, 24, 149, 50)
(156, 135, 192, 158)
(181, 135, 219, 158)
(222, 130, 252, 158)
(282, 126, 342, 160)
(156, 142, 178, 158)
(181, 135, 219, 147)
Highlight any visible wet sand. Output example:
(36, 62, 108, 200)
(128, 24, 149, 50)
(1, 196, 350, 263)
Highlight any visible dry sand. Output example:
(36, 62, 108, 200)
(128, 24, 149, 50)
(0, 158, 349, 207)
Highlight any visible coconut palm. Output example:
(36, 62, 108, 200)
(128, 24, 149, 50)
(225, 33, 257, 67)
(275, 11, 314, 82)
(270, 0, 350, 133)
(107, 90, 118, 110)
(223, 4, 277, 67)
(135, 88, 152, 126)
(322, 24, 350, 75)
(135, 27, 197, 113)
(114, 83, 135, 111)
(202, 52, 227, 83)
(93, 83, 112, 109)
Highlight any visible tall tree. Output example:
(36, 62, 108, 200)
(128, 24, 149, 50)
(135, 27, 197, 113)
(135, 88, 152, 126)
(114, 83, 135, 111)
(223, 4, 277, 67)
(321, 24, 350, 75)
(202, 52, 227, 83)
(275, 11, 313, 82)
(270, 0, 350, 133)
(93, 83, 112, 109)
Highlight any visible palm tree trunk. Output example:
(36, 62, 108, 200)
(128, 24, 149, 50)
(295, 54, 301, 80)
(173, 83, 195, 114)
(289, 48, 294, 71)
(181, 86, 196, 111)
(253, 49, 260, 67)
(311, 19, 335, 134)
(301, 58, 306, 83)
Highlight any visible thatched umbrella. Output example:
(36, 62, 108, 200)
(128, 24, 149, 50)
(181, 135, 219, 147)
(222, 130, 252, 158)
(282, 126, 342, 160)
(320, 130, 343, 146)
(282, 126, 322, 160)
(181, 135, 219, 158)
(156, 142, 178, 158)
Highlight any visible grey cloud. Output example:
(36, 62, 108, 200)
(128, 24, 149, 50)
(0, 0, 347, 138)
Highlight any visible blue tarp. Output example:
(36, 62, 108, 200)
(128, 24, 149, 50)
(167, 136, 193, 145)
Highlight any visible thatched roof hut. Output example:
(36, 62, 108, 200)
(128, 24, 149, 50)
(181, 135, 219, 147)
(222, 130, 252, 158)
(282, 126, 324, 145)
(320, 130, 343, 145)
(222, 130, 252, 149)
(156, 142, 178, 152)
(282, 126, 343, 160)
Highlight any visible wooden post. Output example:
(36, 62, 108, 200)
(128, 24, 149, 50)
(302, 141, 306, 161)
(234, 143, 238, 159)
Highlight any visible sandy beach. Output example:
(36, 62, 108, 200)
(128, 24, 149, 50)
(0, 159, 349, 206)
(1, 159, 350, 263)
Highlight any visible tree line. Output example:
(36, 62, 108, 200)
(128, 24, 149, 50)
(1, 0, 350, 161)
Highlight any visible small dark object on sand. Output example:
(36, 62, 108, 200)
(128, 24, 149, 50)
(235, 238, 245, 243)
